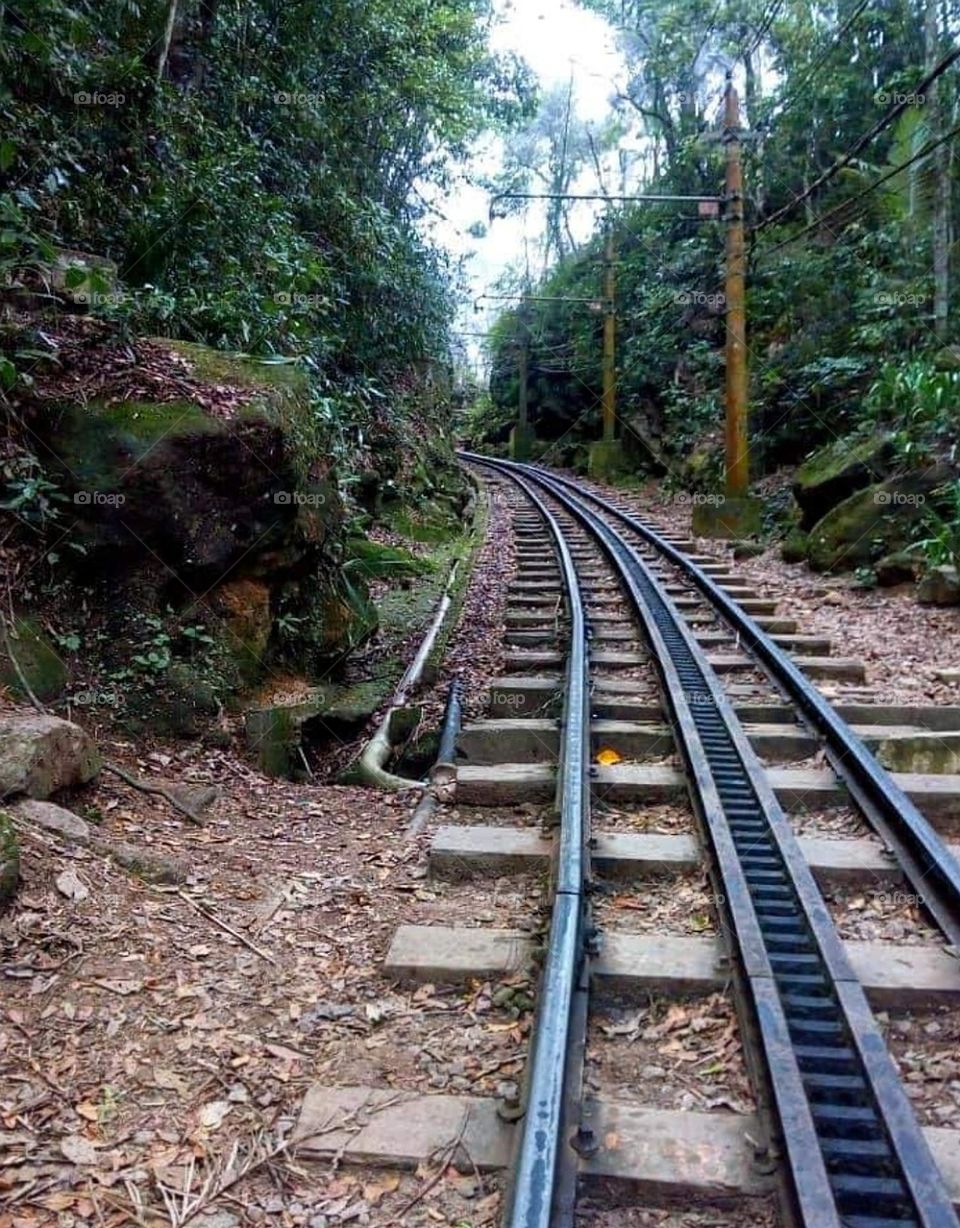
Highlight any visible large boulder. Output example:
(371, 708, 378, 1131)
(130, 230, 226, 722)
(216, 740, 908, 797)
(806, 469, 949, 573)
(793, 434, 894, 530)
(18, 341, 379, 733)
(0, 713, 100, 799)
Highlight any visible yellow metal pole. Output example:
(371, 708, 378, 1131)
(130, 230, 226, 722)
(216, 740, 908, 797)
(602, 226, 616, 442)
(723, 75, 749, 497)
(517, 299, 529, 437)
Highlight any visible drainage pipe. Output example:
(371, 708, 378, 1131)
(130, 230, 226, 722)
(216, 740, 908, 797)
(356, 558, 461, 792)
(406, 679, 463, 835)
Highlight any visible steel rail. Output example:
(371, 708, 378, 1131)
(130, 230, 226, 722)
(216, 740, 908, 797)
(463, 455, 958, 1228)
(538, 468, 960, 951)
(469, 463, 592, 1228)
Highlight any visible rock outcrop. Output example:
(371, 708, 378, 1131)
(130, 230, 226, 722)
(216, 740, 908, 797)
(806, 469, 950, 573)
(17, 341, 379, 733)
(793, 434, 894, 531)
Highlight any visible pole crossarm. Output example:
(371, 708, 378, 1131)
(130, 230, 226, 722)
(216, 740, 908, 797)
(489, 190, 722, 220)
(475, 293, 603, 307)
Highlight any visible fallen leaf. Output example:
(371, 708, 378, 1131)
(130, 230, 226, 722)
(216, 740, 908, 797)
(595, 747, 623, 766)
(40, 1194, 77, 1212)
(154, 1069, 188, 1095)
(198, 1100, 230, 1130)
(91, 979, 142, 996)
(362, 1174, 400, 1205)
(60, 1135, 98, 1166)
(74, 1101, 100, 1122)
(265, 1043, 306, 1062)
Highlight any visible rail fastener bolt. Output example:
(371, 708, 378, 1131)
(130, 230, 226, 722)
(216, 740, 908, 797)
(572, 1123, 600, 1157)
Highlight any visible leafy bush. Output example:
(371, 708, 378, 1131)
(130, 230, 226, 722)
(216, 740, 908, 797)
(864, 359, 960, 461)
(916, 481, 960, 571)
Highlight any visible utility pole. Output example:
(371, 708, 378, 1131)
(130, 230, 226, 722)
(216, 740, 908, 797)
(518, 300, 529, 442)
(926, 0, 951, 340)
(601, 225, 616, 442)
(723, 73, 749, 499)
(511, 297, 533, 460)
(486, 189, 721, 477)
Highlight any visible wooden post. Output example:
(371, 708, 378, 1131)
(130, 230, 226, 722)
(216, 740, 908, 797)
(602, 226, 616, 442)
(518, 297, 530, 436)
(723, 74, 749, 497)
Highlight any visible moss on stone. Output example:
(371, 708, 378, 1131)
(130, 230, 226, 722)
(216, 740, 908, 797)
(0, 617, 68, 701)
(793, 433, 894, 529)
(781, 530, 809, 564)
(795, 434, 887, 489)
(806, 473, 934, 572)
(346, 536, 433, 579)
(0, 811, 19, 909)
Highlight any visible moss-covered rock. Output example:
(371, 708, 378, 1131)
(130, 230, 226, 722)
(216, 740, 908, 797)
(209, 578, 273, 682)
(245, 685, 340, 776)
(0, 811, 19, 908)
(19, 342, 383, 735)
(0, 617, 68, 701)
(345, 537, 432, 580)
(806, 471, 945, 573)
(793, 434, 894, 530)
(780, 530, 809, 563)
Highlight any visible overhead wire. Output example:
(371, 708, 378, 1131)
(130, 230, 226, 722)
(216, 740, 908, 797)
(759, 114, 960, 258)
(767, 0, 873, 124)
(756, 45, 960, 232)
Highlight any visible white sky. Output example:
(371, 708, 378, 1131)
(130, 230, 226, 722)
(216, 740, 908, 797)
(419, 0, 628, 372)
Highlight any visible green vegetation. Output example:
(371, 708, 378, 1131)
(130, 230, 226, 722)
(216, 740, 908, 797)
(1, 0, 529, 396)
(472, 0, 960, 574)
(0, 2, 531, 733)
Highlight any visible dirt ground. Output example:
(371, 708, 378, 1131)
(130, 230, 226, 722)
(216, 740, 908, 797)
(0, 482, 525, 1228)
(3, 465, 959, 1228)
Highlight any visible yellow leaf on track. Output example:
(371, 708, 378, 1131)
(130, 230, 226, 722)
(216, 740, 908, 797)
(596, 747, 623, 766)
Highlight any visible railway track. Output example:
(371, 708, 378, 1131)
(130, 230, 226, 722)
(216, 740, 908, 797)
(297, 458, 960, 1228)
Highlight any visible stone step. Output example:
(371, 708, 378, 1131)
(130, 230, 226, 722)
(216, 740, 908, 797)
(457, 761, 960, 823)
(459, 719, 960, 768)
(504, 610, 563, 627)
(430, 824, 959, 887)
(665, 583, 757, 600)
(385, 925, 960, 1010)
(504, 630, 560, 647)
(500, 649, 774, 674)
(488, 675, 779, 720)
(487, 681, 960, 731)
(513, 571, 558, 583)
(295, 1084, 960, 1207)
(510, 580, 563, 593)
(502, 650, 649, 671)
(564, 616, 826, 653)
(747, 616, 798, 633)
(296, 1085, 512, 1169)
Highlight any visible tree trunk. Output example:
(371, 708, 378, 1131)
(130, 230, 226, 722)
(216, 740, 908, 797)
(926, 0, 950, 339)
(154, 0, 178, 83)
